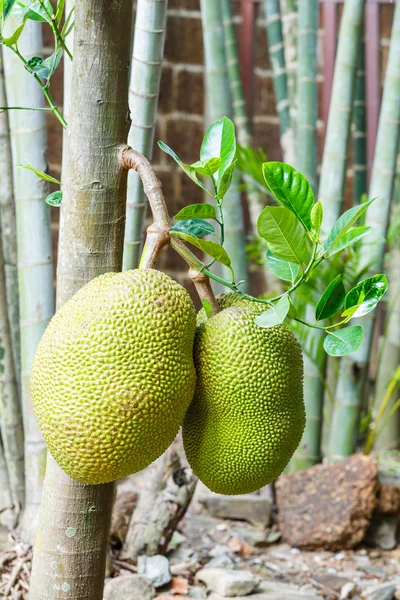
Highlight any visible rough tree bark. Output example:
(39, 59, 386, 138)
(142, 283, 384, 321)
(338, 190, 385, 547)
(29, 2, 133, 598)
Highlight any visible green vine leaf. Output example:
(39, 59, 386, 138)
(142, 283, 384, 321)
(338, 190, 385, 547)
(171, 218, 216, 238)
(315, 275, 346, 322)
(323, 326, 364, 356)
(17, 164, 61, 184)
(343, 274, 388, 319)
(325, 198, 375, 252)
(217, 160, 236, 200)
(170, 231, 231, 268)
(310, 201, 323, 236)
(325, 226, 372, 258)
(1, 0, 17, 25)
(13, 0, 53, 23)
(0, 17, 26, 45)
(174, 203, 217, 221)
(262, 162, 314, 231)
(254, 294, 290, 328)
(158, 141, 212, 197)
(202, 299, 213, 319)
(191, 157, 221, 177)
(257, 206, 308, 264)
(266, 250, 300, 282)
(45, 190, 62, 207)
(200, 117, 236, 185)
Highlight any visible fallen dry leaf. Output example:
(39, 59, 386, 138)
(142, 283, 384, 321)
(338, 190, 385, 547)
(228, 537, 256, 558)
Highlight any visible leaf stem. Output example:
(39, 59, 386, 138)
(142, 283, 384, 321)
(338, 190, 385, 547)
(10, 46, 67, 129)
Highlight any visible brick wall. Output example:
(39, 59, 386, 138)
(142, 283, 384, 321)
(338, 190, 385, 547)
(43, 1, 395, 302)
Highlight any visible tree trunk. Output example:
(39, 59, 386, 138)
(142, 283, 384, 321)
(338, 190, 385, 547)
(280, 0, 298, 132)
(263, 0, 295, 164)
(0, 48, 20, 392)
(3, 20, 54, 543)
(29, 2, 133, 598)
(353, 35, 367, 205)
(123, 0, 168, 271)
(318, 0, 365, 230)
(200, 0, 248, 290)
(328, 1, 400, 460)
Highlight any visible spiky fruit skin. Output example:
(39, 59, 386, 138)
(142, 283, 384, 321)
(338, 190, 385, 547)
(182, 293, 305, 495)
(31, 269, 196, 485)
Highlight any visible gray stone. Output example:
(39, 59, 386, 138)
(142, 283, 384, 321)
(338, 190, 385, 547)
(208, 580, 319, 600)
(236, 527, 281, 547)
(203, 555, 235, 569)
(365, 516, 400, 550)
(103, 575, 155, 600)
(189, 586, 208, 599)
(137, 554, 171, 588)
(196, 567, 261, 597)
(368, 584, 396, 600)
(167, 546, 195, 564)
(199, 495, 272, 528)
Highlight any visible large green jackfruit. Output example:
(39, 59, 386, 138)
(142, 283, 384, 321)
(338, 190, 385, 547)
(31, 269, 196, 484)
(182, 293, 305, 495)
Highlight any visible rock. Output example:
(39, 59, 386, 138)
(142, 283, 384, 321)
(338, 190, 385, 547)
(189, 587, 207, 599)
(375, 485, 400, 516)
(203, 555, 235, 569)
(167, 547, 195, 564)
(195, 567, 261, 597)
(138, 555, 172, 588)
(208, 579, 319, 600)
(340, 582, 356, 599)
(367, 584, 396, 600)
(311, 574, 351, 594)
(199, 495, 272, 528)
(110, 490, 138, 546)
(365, 516, 400, 550)
(103, 575, 155, 600)
(275, 455, 378, 550)
(236, 527, 280, 547)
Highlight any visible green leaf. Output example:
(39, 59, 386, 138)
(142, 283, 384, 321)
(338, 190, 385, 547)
(202, 299, 213, 319)
(17, 164, 61, 184)
(315, 275, 346, 321)
(325, 226, 372, 258)
(200, 117, 236, 184)
(1, 17, 25, 45)
(158, 141, 212, 197)
(28, 50, 62, 80)
(325, 198, 375, 251)
(343, 274, 388, 319)
(254, 294, 290, 328)
(61, 4, 74, 37)
(171, 218, 216, 238)
(170, 231, 231, 267)
(174, 203, 217, 221)
(257, 206, 308, 264)
(1, 0, 17, 24)
(236, 144, 268, 193)
(323, 326, 364, 356)
(266, 250, 300, 282)
(310, 201, 323, 236)
(55, 0, 64, 24)
(45, 190, 62, 207)
(262, 162, 314, 231)
(13, 0, 53, 22)
(217, 160, 236, 199)
(191, 157, 220, 176)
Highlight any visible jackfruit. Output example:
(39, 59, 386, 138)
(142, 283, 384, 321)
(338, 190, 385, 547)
(31, 268, 197, 485)
(182, 293, 305, 495)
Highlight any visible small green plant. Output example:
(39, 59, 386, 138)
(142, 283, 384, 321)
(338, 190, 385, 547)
(159, 116, 387, 357)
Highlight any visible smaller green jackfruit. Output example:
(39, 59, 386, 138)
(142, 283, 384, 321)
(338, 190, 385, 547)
(183, 293, 305, 495)
(31, 269, 196, 484)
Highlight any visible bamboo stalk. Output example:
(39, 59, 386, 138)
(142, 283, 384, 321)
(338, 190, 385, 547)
(0, 437, 12, 523)
(3, 20, 54, 543)
(280, 0, 298, 132)
(263, 0, 295, 164)
(200, 0, 248, 290)
(328, 1, 400, 460)
(352, 35, 367, 205)
(0, 48, 20, 391)
(290, 0, 321, 471)
(123, 0, 168, 271)
(29, 2, 134, 597)
(0, 231, 25, 509)
(319, 0, 365, 230)
(371, 152, 400, 451)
